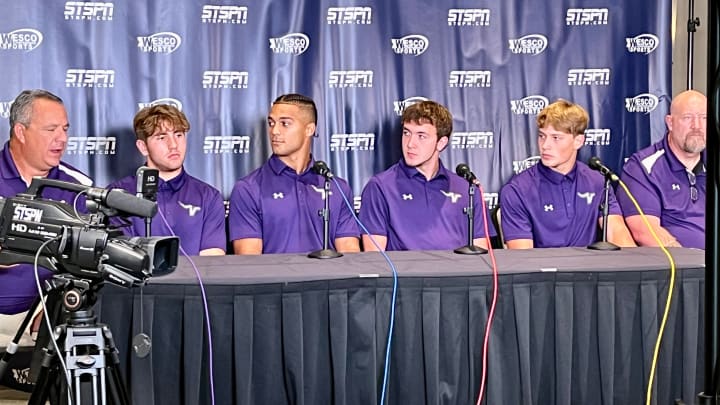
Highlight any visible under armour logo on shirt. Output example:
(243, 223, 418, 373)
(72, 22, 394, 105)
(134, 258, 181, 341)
(440, 190, 461, 203)
(544, 204, 554, 212)
(402, 193, 413, 200)
(311, 185, 333, 200)
(672, 184, 680, 190)
(273, 192, 284, 199)
(577, 192, 596, 205)
(178, 201, 201, 217)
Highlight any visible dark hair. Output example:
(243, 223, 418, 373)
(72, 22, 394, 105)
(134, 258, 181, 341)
(401, 100, 453, 139)
(273, 93, 317, 124)
(9, 89, 64, 138)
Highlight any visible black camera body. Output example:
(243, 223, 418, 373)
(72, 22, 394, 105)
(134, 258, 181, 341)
(0, 178, 179, 288)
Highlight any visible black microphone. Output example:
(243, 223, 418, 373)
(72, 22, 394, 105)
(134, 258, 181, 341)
(136, 166, 159, 201)
(588, 157, 620, 182)
(456, 163, 479, 185)
(87, 188, 158, 218)
(312, 160, 334, 179)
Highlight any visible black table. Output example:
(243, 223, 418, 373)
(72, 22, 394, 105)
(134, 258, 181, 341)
(95, 247, 706, 405)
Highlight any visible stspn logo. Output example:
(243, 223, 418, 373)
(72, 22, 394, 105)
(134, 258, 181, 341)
(203, 136, 250, 154)
(0, 29, 43, 51)
(451, 131, 494, 149)
(137, 32, 182, 54)
(567, 68, 610, 86)
(201, 5, 248, 24)
(393, 96, 428, 116)
(330, 133, 375, 152)
(566, 8, 608, 25)
(13, 204, 43, 222)
(0, 101, 12, 119)
(626, 34, 660, 54)
(66, 137, 117, 155)
(483, 192, 498, 211)
(584, 129, 611, 146)
(448, 9, 490, 26)
(269, 33, 310, 55)
(64, 2, 114, 21)
(391, 34, 429, 56)
(328, 70, 373, 88)
(508, 34, 547, 55)
(137, 97, 183, 111)
(512, 156, 541, 174)
(65, 69, 115, 88)
(625, 93, 659, 113)
(510, 95, 548, 115)
(327, 7, 372, 25)
(202, 71, 249, 89)
(449, 70, 491, 88)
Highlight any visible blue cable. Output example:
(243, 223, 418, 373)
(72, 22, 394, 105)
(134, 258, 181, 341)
(331, 178, 398, 405)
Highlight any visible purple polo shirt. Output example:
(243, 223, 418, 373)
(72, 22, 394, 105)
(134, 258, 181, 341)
(500, 161, 621, 248)
(108, 169, 227, 256)
(359, 159, 491, 251)
(616, 137, 706, 249)
(0, 141, 93, 314)
(228, 155, 360, 254)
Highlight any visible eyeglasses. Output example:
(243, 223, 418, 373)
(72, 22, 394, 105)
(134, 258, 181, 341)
(687, 171, 698, 202)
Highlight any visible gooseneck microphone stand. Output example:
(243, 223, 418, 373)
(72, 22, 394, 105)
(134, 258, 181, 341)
(587, 175, 620, 251)
(308, 161, 342, 259)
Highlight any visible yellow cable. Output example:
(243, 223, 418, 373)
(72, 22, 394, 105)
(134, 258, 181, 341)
(615, 180, 676, 405)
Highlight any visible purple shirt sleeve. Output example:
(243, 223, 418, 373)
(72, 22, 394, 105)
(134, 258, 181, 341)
(617, 157, 661, 217)
(334, 179, 361, 239)
(499, 181, 534, 241)
(358, 177, 389, 236)
(228, 179, 262, 241)
(199, 189, 227, 251)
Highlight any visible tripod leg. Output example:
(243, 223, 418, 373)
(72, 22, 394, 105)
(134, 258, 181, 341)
(102, 325, 130, 405)
(28, 325, 64, 405)
(0, 296, 42, 381)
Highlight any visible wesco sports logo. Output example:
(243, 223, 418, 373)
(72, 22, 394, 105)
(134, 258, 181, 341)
(567, 68, 610, 86)
(451, 131, 493, 149)
(65, 69, 115, 88)
(510, 95, 548, 115)
(513, 156, 540, 174)
(202, 71, 249, 89)
(64, 2, 114, 21)
(327, 7, 372, 25)
(584, 129, 611, 146)
(449, 70, 491, 88)
(508, 34, 547, 55)
(393, 96, 428, 116)
(203, 136, 250, 154)
(137, 32, 182, 54)
(330, 133, 375, 152)
(328, 70, 373, 88)
(0, 29, 43, 51)
(448, 9, 490, 26)
(626, 34, 659, 54)
(269, 33, 310, 55)
(484, 192, 498, 211)
(201, 5, 248, 24)
(391, 34, 429, 56)
(625, 93, 659, 113)
(566, 8, 608, 25)
(0, 101, 13, 119)
(137, 98, 183, 111)
(66, 137, 116, 155)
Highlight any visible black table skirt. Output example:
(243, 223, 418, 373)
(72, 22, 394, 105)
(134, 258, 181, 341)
(94, 247, 706, 405)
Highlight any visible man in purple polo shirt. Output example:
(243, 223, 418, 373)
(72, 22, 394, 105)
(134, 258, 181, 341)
(359, 100, 491, 251)
(616, 90, 706, 249)
(0, 89, 92, 317)
(228, 93, 360, 254)
(500, 99, 635, 249)
(108, 105, 226, 256)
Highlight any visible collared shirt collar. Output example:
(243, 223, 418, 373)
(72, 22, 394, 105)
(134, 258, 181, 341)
(398, 158, 449, 182)
(537, 161, 577, 185)
(268, 154, 314, 177)
(662, 136, 706, 174)
(159, 167, 188, 192)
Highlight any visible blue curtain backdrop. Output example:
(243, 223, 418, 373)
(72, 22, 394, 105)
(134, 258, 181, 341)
(0, 1, 671, 212)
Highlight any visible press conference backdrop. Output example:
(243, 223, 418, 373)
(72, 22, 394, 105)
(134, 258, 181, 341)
(0, 1, 670, 209)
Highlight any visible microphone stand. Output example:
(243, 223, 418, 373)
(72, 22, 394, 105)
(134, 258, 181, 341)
(454, 183, 487, 255)
(587, 176, 620, 251)
(308, 177, 342, 259)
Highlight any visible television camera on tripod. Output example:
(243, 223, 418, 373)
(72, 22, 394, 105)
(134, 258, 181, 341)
(0, 177, 179, 405)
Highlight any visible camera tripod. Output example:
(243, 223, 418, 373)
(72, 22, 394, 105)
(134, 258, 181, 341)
(27, 277, 130, 405)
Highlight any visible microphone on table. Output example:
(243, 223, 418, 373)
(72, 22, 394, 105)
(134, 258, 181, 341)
(453, 163, 487, 255)
(587, 157, 620, 251)
(309, 160, 342, 259)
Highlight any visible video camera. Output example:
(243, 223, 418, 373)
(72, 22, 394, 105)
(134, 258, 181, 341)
(0, 177, 179, 288)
